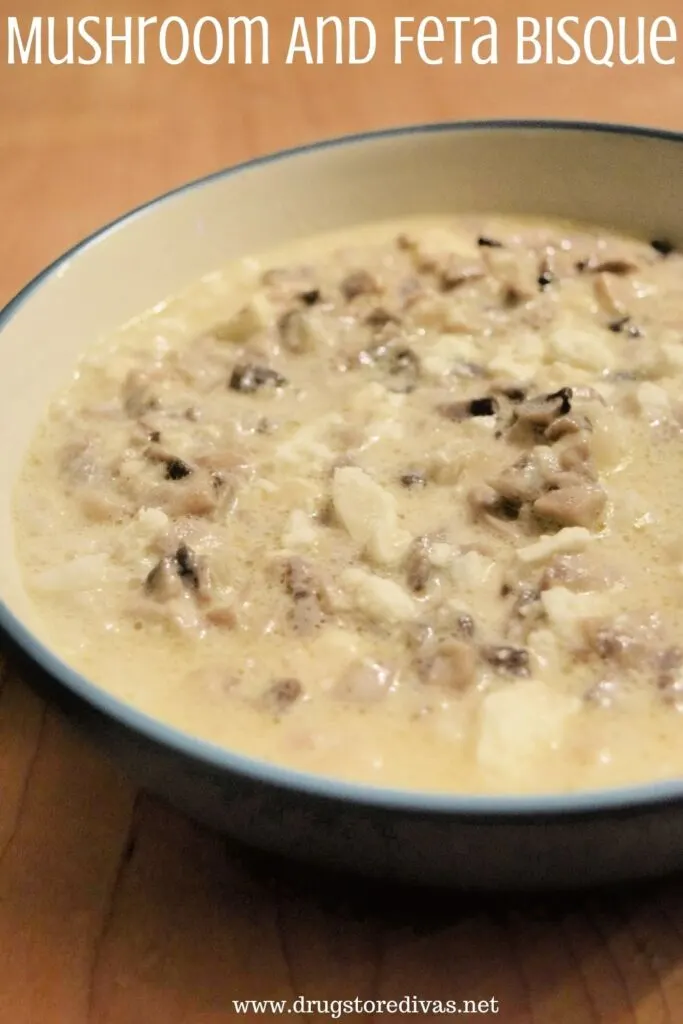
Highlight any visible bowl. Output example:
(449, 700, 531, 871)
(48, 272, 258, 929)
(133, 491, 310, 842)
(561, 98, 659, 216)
(3, 120, 683, 891)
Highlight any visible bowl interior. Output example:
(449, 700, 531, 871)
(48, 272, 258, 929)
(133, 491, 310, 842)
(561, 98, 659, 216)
(2, 121, 683, 717)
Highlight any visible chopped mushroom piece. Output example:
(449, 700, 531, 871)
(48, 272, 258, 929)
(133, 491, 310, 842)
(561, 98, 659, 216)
(537, 258, 554, 289)
(400, 470, 427, 489)
(580, 257, 637, 276)
(558, 438, 593, 473)
(279, 309, 328, 354)
(165, 458, 193, 481)
(281, 556, 327, 635)
(607, 315, 641, 338)
(165, 475, 221, 518)
(341, 269, 382, 301)
(145, 544, 211, 602)
(439, 256, 486, 292)
(657, 646, 683, 685)
(593, 272, 632, 318)
(581, 613, 663, 671)
(490, 447, 560, 504)
(145, 555, 184, 601)
(544, 412, 592, 441)
(229, 364, 287, 392)
(482, 245, 540, 304)
(365, 306, 401, 330)
(533, 483, 607, 529)
(657, 647, 683, 706)
(651, 239, 675, 257)
(454, 612, 476, 638)
(259, 678, 303, 714)
(513, 388, 573, 428)
(468, 484, 522, 524)
(122, 369, 160, 417)
(404, 537, 432, 593)
(418, 639, 478, 691)
(334, 659, 394, 702)
(212, 294, 276, 343)
(540, 553, 621, 593)
(480, 645, 531, 677)
(438, 397, 498, 421)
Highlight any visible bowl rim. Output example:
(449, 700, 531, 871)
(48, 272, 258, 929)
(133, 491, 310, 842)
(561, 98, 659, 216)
(4, 117, 683, 820)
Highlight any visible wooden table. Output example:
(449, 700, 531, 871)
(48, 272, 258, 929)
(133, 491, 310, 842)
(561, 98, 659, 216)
(3, 1, 683, 1020)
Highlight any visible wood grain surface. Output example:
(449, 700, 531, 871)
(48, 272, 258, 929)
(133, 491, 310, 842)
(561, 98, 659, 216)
(3, 1, 683, 1020)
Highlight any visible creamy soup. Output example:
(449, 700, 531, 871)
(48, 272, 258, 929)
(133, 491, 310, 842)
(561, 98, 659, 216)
(13, 215, 683, 794)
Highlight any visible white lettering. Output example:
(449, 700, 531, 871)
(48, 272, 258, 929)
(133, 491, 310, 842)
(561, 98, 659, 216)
(585, 16, 615, 67)
(47, 16, 73, 65)
(417, 16, 444, 65)
(651, 16, 677, 65)
(286, 17, 313, 64)
(136, 16, 158, 64)
(7, 15, 41, 63)
(78, 16, 101, 65)
(517, 15, 669, 68)
(227, 15, 268, 65)
(395, 15, 497, 65)
(105, 15, 133, 64)
(471, 15, 497, 64)
(394, 17, 414, 64)
(555, 17, 582, 65)
(158, 16, 189, 65)
(348, 17, 376, 64)
(317, 16, 344, 64)
(445, 17, 467, 63)
(619, 15, 646, 65)
(193, 16, 222, 65)
(517, 17, 541, 64)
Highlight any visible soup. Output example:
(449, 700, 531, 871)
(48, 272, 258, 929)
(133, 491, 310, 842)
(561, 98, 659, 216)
(14, 215, 683, 793)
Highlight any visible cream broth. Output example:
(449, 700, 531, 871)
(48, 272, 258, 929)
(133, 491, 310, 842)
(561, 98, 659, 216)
(14, 216, 683, 794)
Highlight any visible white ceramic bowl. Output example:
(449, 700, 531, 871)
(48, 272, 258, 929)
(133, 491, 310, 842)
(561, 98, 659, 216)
(3, 121, 683, 890)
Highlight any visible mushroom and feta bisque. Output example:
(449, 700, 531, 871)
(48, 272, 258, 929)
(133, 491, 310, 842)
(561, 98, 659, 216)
(14, 215, 683, 793)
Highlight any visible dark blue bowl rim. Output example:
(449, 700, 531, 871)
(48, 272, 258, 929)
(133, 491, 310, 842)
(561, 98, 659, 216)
(4, 117, 683, 819)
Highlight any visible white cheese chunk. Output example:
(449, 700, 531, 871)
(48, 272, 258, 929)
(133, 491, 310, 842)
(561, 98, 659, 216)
(429, 542, 455, 569)
(477, 680, 580, 773)
(517, 527, 594, 564)
(33, 554, 128, 592)
(548, 325, 616, 372)
(452, 550, 497, 587)
(214, 293, 275, 342)
(340, 568, 417, 623)
(541, 586, 615, 644)
(469, 415, 497, 433)
(252, 478, 279, 495)
(281, 509, 318, 549)
(136, 507, 170, 535)
(661, 343, 683, 372)
(276, 414, 342, 467)
(406, 227, 479, 262)
(527, 629, 561, 675)
(277, 436, 332, 465)
(636, 382, 670, 425)
(408, 296, 473, 333)
(488, 332, 544, 379)
(421, 334, 481, 377)
(332, 467, 411, 565)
